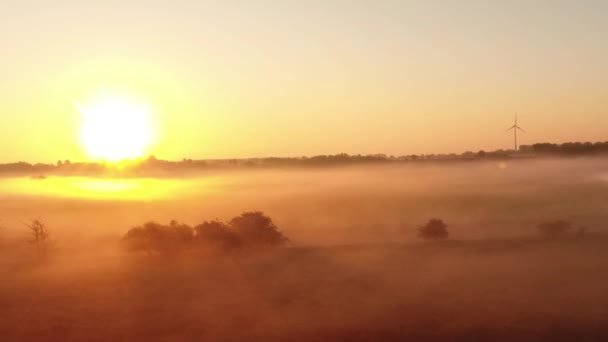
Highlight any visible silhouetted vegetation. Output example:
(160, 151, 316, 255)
(26, 219, 51, 261)
(229, 211, 288, 248)
(194, 220, 241, 252)
(529, 141, 608, 155)
(124, 211, 287, 254)
(537, 220, 572, 238)
(3, 140, 608, 177)
(124, 220, 194, 254)
(418, 219, 449, 240)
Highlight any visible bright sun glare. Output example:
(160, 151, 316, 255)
(76, 94, 155, 162)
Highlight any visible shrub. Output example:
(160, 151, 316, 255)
(418, 219, 449, 240)
(537, 220, 572, 238)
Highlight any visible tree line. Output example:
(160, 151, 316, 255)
(3, 140, 608, 176)
(123, 211, 288, 255)
(0, 214, 592, 263)
(526, 141, 608, 155)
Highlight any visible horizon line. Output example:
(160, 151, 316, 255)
(2, 140, 608, 166)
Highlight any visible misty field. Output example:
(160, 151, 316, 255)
(1, 158, 608, 341)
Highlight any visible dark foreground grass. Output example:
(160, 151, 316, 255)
(2, 236, 608, 341)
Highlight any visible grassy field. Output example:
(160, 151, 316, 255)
(2, 237, 608, 341)
(1, 158, 608, 340)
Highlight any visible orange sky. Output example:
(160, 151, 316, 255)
(0, 1, 607, 162)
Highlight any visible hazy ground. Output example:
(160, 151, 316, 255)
(2, 157, 608, 244)
(1, 157, 608, 341)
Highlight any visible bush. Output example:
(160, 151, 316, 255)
(418, 219, 449, 240)
(537, 220, 572, 238)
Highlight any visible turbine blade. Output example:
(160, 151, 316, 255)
(516, 126, 525, 133)
(506, 125, 516, 131)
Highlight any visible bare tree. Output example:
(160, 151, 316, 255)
(26, 219, 50, 261)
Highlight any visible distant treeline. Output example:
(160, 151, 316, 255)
(0, 214, 591, 264)
(523, 141, 608, 155)
(1, 141, 607, 176)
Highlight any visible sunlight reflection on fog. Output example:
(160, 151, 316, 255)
(0, 176, 219, 200)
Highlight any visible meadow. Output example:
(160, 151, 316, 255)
(1, 157, 608, 341)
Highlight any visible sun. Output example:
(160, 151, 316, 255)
(76, 94, 156, 162)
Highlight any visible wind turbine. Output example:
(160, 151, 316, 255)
(506, 114, 525, 151)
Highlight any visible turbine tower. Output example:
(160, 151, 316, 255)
(506, 115, 525, 151)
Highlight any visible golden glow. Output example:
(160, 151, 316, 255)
(77, 93, 156, 162)
(0, 176, 220, 201)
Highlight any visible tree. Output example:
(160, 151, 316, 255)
(229, 211, 288, 248)
(124, 212, 289, 256)
(194, 220, 241, 252)
(418, 219, 449, 240)
(124, 221, 193, 254)
(27, 219, 51, 261)
(537, 220, 572, 238)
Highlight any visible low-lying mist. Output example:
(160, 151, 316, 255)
(2, 157, 608, 244)
(1, 157, 608, 340)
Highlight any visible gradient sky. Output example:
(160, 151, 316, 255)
(1, 0, 607, 162)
